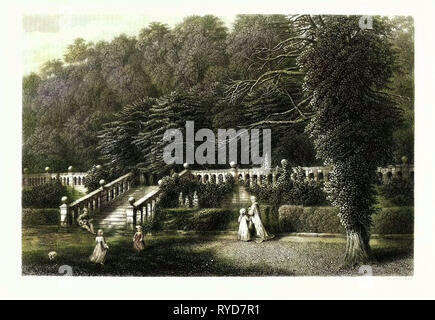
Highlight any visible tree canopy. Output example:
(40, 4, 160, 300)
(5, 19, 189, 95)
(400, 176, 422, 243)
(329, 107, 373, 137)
(22, 15, 413, 177)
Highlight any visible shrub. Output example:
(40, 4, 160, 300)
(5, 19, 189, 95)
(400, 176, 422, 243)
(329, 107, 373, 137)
(160, 208, 237, 231)
(22, 208, 59, 226)
(158, 176, 182, 208)
(22, 181, 67, 208)
(259, 204, 280, 234)
(284, 180, 327, 206)
(247, 166, 327, 208)
(191, 209, 237, 231)
(372, 207, 414, 234)
(141, 205, 167, 233)
(380, 177, 414, 206)
(159, 173, 235, 208)
(278, 205, 413, 234)
(84, 165, 118, 192)
(279, 205, 345, 233)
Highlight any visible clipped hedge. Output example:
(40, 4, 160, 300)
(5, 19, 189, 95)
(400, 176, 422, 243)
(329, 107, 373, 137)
(22, 181, 67, 208)
(22, 208, 59, 226)
(160, 208, 238, 231)
(279, 205, 344, 234)
(372, 207, 414, 234)
(379, 177, 414, 206)
(278, 205, 413, 234)
(159, 173, 235, 208)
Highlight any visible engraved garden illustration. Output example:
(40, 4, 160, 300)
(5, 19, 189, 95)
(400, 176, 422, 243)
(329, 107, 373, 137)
(22, 14, 414, 276)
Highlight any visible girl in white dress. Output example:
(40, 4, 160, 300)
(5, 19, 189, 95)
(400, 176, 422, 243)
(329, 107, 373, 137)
(238, 208, 251, 241)
(89, 229, 109, 265)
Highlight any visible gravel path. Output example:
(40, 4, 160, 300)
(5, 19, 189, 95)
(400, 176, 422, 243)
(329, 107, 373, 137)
(177, 235, 413, 276)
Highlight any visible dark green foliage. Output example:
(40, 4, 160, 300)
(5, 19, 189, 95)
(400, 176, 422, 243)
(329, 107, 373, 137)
(23, 16, 412, 182)
(278, 205, 413, 235)
(372, 207, 414, 234)
(22, 181, 67, 208)
(98, 92, 210, 177)
(141, 206, 166, 233)
(22, 208, 60, 226)
(298, 16, 401, 264)
(279, 205, 344, 234)
(247, 165, 327, 208)
(380, 178, 414, 206)
(198, 175, 235, 208)
(158, 175, 183, 208)
(84, 165, 118, 192)
(160, 208, 238, 231)
(159, 173, 235, 208)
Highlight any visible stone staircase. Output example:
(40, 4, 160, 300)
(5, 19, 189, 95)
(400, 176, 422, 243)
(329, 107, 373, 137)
(92, 185, 158, 233)
(221, 185, 252, 210)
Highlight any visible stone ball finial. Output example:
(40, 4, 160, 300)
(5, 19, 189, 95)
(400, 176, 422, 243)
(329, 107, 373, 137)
(45, 166, 50, 173)
(128, 196, 136, 205)
(183, 163, 189, 169)
(96, 165, 102, 170)
(99, 179, 106, 187)
(23, 168, 29, 174)
(68, 165, 73, 172)
(281, 159, 288, 167)
(172, 173, 179, 179)
(158, 179, 163, 186)
(401, 156, 408, 164)
(61, 196, 68, 204)
(230, 161, 236, 168)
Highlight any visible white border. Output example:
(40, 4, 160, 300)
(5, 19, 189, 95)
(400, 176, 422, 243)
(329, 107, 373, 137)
(1, 0, 435, 300)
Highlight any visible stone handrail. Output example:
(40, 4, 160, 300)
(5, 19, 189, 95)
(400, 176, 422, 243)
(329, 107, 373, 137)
(190, 164, 414, 186)
(23, 171, 88, 192)
(60, 172, 132, 227)
(125, 170, 189, 229)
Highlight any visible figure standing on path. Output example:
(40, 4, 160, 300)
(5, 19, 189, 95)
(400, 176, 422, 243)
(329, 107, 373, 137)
(89, 229, 109, 265)
(248, 195, 274, 243)
(237, 208, 251, 242)
(133, 225, 145, 252)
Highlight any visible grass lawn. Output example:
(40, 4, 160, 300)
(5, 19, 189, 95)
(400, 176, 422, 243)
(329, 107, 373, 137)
(22, 226, 413, 276)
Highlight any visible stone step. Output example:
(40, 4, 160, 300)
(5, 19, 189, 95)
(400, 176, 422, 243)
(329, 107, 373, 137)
(94, 221, 126, 227)
(92, 185, 159, 232)
(93, 217, 126, 223)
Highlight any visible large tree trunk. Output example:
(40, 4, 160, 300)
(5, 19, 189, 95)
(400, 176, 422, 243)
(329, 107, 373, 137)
(343, 225, 371, 267)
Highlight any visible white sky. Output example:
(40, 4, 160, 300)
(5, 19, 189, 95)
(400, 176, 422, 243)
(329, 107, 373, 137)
(21, 0, 420, 75)
(23, 14, 236, 75)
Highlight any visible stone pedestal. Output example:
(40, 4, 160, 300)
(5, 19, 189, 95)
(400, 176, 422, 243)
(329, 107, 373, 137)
(126, 205, 136, 231)
(60, 204, 69, 227)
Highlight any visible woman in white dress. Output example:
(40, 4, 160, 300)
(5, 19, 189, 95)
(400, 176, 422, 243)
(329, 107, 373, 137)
(89, 229, 109, 265)
(238, 208, 251, 241)
(248, 196, 274, 243)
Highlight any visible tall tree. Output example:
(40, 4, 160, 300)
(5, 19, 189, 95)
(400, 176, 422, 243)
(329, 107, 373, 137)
(225, 15, 401, 266)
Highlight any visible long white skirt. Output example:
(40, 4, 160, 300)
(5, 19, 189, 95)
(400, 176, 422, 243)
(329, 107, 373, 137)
(89, 243, 107, 264)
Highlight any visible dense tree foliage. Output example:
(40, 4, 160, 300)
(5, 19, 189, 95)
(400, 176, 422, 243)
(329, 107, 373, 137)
(226, 15, 404, 266)
(23, 15, 412, 187)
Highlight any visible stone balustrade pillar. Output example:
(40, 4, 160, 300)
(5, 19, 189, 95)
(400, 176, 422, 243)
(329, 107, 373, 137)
(60, 196, 69, 227)
(126, 205, 136, 231)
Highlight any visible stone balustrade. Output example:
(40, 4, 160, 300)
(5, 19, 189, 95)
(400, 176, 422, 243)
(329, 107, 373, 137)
(59, 173, 132, 227)
(377, 164, 414, 183)
(190, 164, 414, 187)
(23, 171, 88, 193)
(190, 166, 333, 187)
(124, 170, 190, 230)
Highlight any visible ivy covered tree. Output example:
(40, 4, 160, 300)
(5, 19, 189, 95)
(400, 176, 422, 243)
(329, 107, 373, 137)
(300, 16, 400, 266)
(227, 15, 401, 266)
